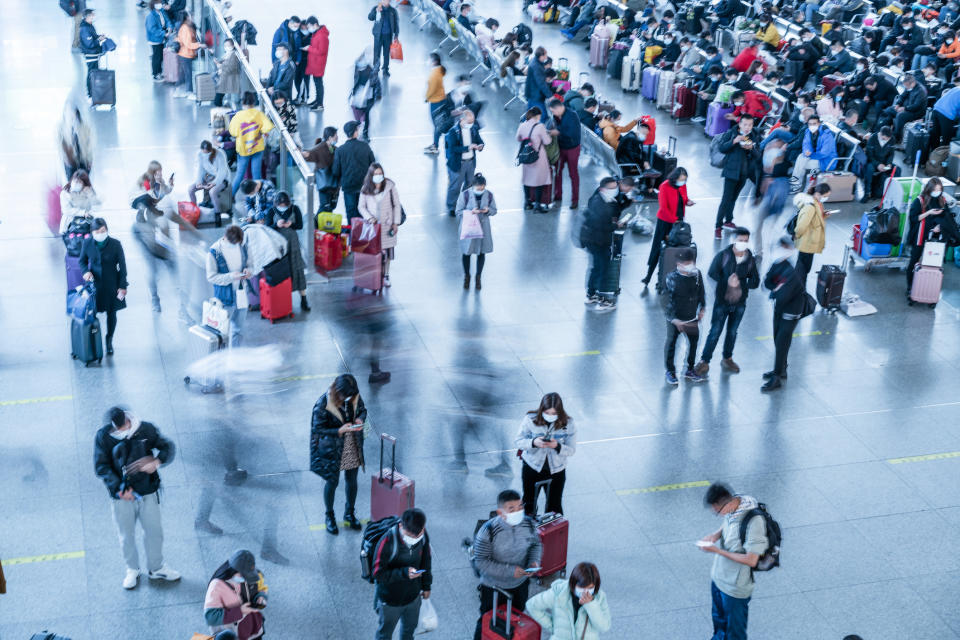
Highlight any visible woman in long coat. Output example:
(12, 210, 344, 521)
(455, 173, 497, 291)
(516, 106, 553, 213)
(215, 38, 243, 109)
(309, 374, 367, 535)
(265, 191, 310, 311)
(358, 163, 402, 287)
(79, 217, 127, 355)
(304, 20, 329, 110)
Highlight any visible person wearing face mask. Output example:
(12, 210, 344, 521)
(663, 248, 707, 385)
(792, 115, 836, 184)
(332, 120, 377, 219)
(754, 15, 779, 50)
(239, 178, 276, 225)
(694, 228, 760, 377)
(145, 2, 170, 81)
(189, 140, 230, 220)
(674, 37, 704, 79)
(266, 44, 295, 99)
(514, 393, 576, 517)
(937, 31, 960, 82)
(761, 236, 805, 391)
(302, 126, 339, 212)
(526, 562, 612, 640)
(878, 72, 928, 142)
(858, 75, 897, 126)
(472, 489, 543, 640)
(206, 225, 252, 346)
(931, 73, 960, 150)
(457, 173, 497, 290)
(815, 86, 845, 125)
(905, 178, 960, 295)
(203, 549, 267, 639)
(79, 219, 127, 355)
(368, 0, 400, 77)
(581, 177, 624, 312)
(94, 406, 179, 589)
(350, 47, 382, 141)
(372, 508, 433, 640)
(265, 191, 309, 310)
(78, 10, 107, 98)
(303, 17, 329, 111)
(861, 126, 898, 202)
(792, 183, 832, 287)
(517, 106, 554, 213)
(174, 10, 206, 100)
(445, 110, 484, 216)
(643, 167, 694, 286)
(310, 374, 367, 535)
(229, 92, 276, 196)
(59, 169, 101, 234)
(691, 67, 724, 122)
(715, 114, 761, 240)
(424, 53, 449, 155)
(359, 163, 402, 287)
(214, 38, 242, 111)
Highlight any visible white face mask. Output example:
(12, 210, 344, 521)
(543, 413, 558, 423)
(678, 263, 696, 275)
(600, 187, 618, 202)
(229, 574, 246, 584)
(932, 190, 943, 198)
(574, 586, 594, 598)
(472, 188, 485, 196)
(154, 3, 163, 9)
(372, 174, 385, 184)
(402, 533, 424, 547)
(734, 241, 749, 252)
(772, 247, 795, 263)
(733, 101, 744, 107)
(878, 137, 889, 146)
(949, 39, 956, 44)
(93, 231, 108, 243)
(675, 180, 686, 187)
(819, 195, 829, 203)
(70, 182, 83, 193)
(503, 510, 525, 526)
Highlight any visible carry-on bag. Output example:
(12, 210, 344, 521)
(353, 251, 385, 293)
(815, 264, 845, 311)
(641, 66, 660, 101)
(532, 480, 569, 581)
(350, 217, 382, 255)
(163, 47, 179, 83)
(589, 33, 609, 68)
(672, 82, 697, 119)
(598, 229, 625, 298)
(909, 264, 943, 306)
(258, 276, 294, 323)
(90, 68, 116, 107)
(705, 102, 733, 136)
(262, 255, 292, 286)
(70, 316, 103, 366)
(370, 434, 415, 521)
(184, 324, 224, 393)
(316, 211, 343, 234)
(621, 57, 643, 92)
(315, 231, 343, 271)
(65, 254, 84, 291)
(481, 589, 541, 640)
(816, 170, 857, 202)
(653, 136, 678, 177)
(656, 70, 676, 110)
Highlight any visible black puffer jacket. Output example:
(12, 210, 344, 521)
(580, 190, 619, 250)
(93, 415, 175, 499)
(310, 392, 368, 482)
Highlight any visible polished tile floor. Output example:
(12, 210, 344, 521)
(1, 1, 960, 639)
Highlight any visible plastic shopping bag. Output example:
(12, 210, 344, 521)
(390, 39, 404, 61)
(459, 212, 484, 240)
(415, 597, 438, 634)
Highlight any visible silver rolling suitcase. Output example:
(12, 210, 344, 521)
(184, 324, 224, 393)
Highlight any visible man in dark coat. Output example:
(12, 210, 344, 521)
(79, 218, 127, 355)
(444, 109, 484, 215)
(580, 177, 623, 313)
(861, 126, 899, 202)
(271, 16, 301, 63)
(524, 47, 554, 122)
(368, 0, 400, 76)
(761, 237, 807, 391)
(858, 74, 898, 125)
(714, 114, 760, 239)
(331, 121, 377, 219)
(879, 74, 928, 142)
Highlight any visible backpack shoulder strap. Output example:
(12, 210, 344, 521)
(738, 507, 765, 548)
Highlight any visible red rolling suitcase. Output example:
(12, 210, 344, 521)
(370, 434, 415, 521)
(258, 276, 294, 323)
(532, 480, 569, 581)
(314, 231, 342, 271)
(672, 82, 697, 120)
(353, 251, 385, 294)
(481, 589, 541, 640)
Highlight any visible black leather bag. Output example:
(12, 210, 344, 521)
(263, 255, 291, 286)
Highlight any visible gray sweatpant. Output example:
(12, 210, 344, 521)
(376, 597, 422, 640)
(111, 492, 165, 572)
(446, 157, 476, 211)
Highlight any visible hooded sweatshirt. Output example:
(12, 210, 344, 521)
(93, 413, 175, 498)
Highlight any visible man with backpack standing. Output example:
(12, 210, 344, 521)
(371, 508, 432, 640)
(699, 482, 774, 640)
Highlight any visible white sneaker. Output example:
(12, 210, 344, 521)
(148, 565, 181, 581)
(591, 300, 617, 313)
(122, 568, 140, 590)
(172, 90, 185, 98)
(184, 93, 196, 101)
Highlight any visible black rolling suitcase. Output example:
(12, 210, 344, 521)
(815, 264, 845, 312)
(902, 121, 930, 167)
(90, 68, 116, 107)
(652, 136, 678, 178)
(656, 242, 697, 293)
(30, 633, 72, 640)
(70, 317, 103, 366)
(598, 229, 625, 299)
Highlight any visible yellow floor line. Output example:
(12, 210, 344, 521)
(273, 373, 342, 383)
(888, 451, 960, 464)
(2, 551, 85, 565)
(0, 395, 72, 407)
(616, 480, 710, 496)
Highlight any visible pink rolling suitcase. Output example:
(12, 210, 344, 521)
(705, 102, 733, 136)
(353, 252, 384, 294)
(909, 265, 942, 307)
(589, 33, 609, 68)
(370, 434, 415, 521)
(163, 47, 179, 83)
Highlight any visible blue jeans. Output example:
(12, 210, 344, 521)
(564, 17, 592, 37)
(759, 128, 793, 152)
(232, 152, 263, 195)
(430, 102, 446, 147)
(911, 53, 932, 71)
(802, 2, 819, 22)
(700, 302, 746, 363)
(585, 243, 610, 300)
(711, 581, 750, 640)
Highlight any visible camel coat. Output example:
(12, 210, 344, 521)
(358, 179, 401, 250)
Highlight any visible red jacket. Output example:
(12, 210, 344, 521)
(305, 26, 329, 77)
(657, 179, 690, 223)
(732, 90, 773, 120)
(731, 45, 758, 73)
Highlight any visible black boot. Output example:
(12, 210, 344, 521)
(343, 510, 363, 531)
(475, 274, 482, 290)
(106, 336, 114, 356)
(300, 296, 311, 312)
(463, 274, 470, 289)
(325, 512, 339, 535)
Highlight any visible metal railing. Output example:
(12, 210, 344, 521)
(200, 0, 316, 266)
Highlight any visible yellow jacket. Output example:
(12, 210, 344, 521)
(793, 193, 826, 254)
(756, 23, 780, 47)
(228, 108, 275, 157)
(425, 67, 446, 103)
(600, 117, 640, 150)
(177, 23, 201, 59)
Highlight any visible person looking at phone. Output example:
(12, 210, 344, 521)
(203, 549, 268, 639)
(792, 183, 832, 287)
(93, 406, 179, 590)
(205, 225, 251, 346)
(372, 508, 432, 640)
(472, 489, 543, 640)
(309, 374, 367, 535)
(905, 178, 960, 294)
(663, 247, 707, 386)
(514, 392, 576, 517)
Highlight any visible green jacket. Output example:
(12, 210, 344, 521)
(526, 581, 611, 640)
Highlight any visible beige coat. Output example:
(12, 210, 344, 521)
(358, 179, 401, 250)
(793, 193, 826, 254)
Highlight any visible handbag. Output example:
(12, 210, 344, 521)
(460, 211, 484, 240)
(235, 280, 249, 310)
(202, 298, 231, 335)
(414, 597, 439, 633)
(388, 191, 407, 226)
(799, 292, 817, 318)
(350, 217, 381, 254)
(389, 39, 404, 61)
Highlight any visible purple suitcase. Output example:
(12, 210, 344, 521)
(641, 66, 660, 101)
(370, 434, 415, 521)
(909, 265, 942, 306)
(705, 102, 733, 136)
(65, 254, 84, 291)
(589, 33, 609, 68)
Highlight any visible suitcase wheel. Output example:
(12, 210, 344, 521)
(352, 286, 358, 292)
(72, 354, 77, 360)
(907, 299, 915, 306)
(929, 303, 937, 309)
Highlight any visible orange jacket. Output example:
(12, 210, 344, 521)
(600, 117, 640, 150)
(939, 39, 960, 60)
(177, 23, 201, 59)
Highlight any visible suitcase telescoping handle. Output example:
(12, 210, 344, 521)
(533, 479, 553, 518)
(491, 587, 514, 637)
(378, 433, 397, 489)
(667, 135, 677, 158)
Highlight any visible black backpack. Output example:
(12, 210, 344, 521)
(360, 516, 400, 583)
(738, 503, 782, 572)
(667, 221, 692, 246)
(784, 212, 798, 239)
(63, 217, 92, 257)
(512, 23, 533, 47)
(863, 207, 902, 245)
(516, 124, 542, 166)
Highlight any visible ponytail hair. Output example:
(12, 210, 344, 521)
(806, 183, 831, 197)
